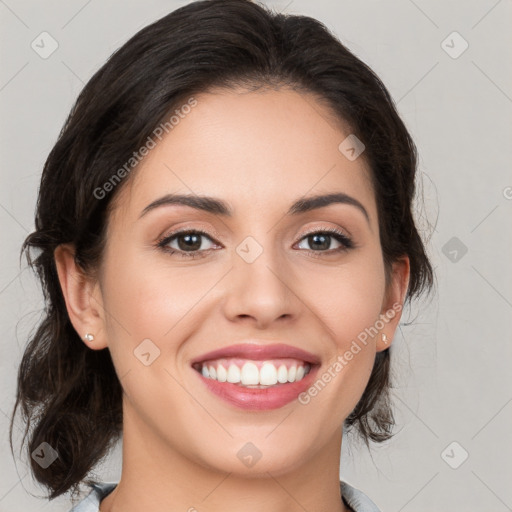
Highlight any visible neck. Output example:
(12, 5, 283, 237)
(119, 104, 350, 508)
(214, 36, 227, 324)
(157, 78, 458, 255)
(100, 403, 351, 512)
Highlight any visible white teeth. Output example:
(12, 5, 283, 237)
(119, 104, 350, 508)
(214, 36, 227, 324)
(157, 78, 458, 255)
(240, 362, 259, 385)
(277, 364, 288, 384)
(198, 360, 311, 386)
(260, 363, 278, 385)
(216, 364, 227, 382)
(227, 364, 241, 383)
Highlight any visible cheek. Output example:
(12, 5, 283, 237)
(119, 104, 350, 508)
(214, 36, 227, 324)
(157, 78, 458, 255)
(301, 252, 386, 346)
(298, 250, 386, 402)
(99, 246, 225, 383)
(101, 248, 209, 336)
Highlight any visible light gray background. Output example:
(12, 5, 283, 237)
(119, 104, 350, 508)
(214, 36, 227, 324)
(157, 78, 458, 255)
(1, 1, 511, 511)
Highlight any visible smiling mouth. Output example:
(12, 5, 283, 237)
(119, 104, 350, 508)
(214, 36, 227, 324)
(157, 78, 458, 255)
(192, 357, 313, 388)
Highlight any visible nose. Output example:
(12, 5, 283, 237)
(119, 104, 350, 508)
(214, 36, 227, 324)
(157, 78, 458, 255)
(221, 241, 299, 329)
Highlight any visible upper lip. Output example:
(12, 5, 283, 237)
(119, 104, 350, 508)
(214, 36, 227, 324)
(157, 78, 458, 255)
(191, 342, 321, 366)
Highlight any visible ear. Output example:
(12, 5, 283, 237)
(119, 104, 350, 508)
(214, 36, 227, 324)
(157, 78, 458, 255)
(54, 243, 108, 350)
(376, 255, 410, 352)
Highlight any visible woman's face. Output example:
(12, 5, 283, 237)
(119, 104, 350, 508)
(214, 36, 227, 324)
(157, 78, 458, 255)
(91, 87, 408, 475)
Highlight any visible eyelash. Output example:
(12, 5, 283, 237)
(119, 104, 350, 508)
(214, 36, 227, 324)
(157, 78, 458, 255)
(155, 227, 355, 260)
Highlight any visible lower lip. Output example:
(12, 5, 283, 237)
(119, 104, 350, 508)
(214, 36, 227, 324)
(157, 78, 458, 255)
(193, 364, 320, 410)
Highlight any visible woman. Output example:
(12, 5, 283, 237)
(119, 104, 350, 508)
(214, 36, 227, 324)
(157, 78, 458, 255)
(10, 1, 434, 511)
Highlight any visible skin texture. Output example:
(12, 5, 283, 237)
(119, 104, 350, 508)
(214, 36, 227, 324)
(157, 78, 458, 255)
(55, 87, 409, 512)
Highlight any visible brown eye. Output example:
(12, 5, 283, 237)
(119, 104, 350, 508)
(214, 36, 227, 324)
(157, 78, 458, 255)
(174, 232, 204, 251)
(157, 230, 218, 259)
(296, 228, 354, 254)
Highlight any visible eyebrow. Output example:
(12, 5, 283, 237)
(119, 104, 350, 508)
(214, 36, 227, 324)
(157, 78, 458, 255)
(139, 192, 370, 225)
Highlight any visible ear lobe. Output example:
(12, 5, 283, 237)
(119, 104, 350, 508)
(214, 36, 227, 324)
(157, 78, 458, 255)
(376, 256, 410, 352)
(53, 243, 107, 350)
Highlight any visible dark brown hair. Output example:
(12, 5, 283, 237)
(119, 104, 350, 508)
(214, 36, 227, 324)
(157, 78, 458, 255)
(11, 0, 435, 500)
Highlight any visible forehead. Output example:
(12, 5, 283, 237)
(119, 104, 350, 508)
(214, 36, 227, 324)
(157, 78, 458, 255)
(109, 87, 376, 228)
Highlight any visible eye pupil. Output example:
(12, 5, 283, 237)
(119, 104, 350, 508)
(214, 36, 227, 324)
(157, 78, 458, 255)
(309, 233, 330, 250)
(178, 233, 202, 251)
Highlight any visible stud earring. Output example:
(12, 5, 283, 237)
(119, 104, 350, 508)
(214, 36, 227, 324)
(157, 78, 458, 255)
(382, 333, 389, 343)
(84, 333, 95, 342)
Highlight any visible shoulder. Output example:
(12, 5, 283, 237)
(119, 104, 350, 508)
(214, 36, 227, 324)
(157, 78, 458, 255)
(67, 480, 377, 511)
(68, 482, 118, 512)
(340, 480, 382, 512)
